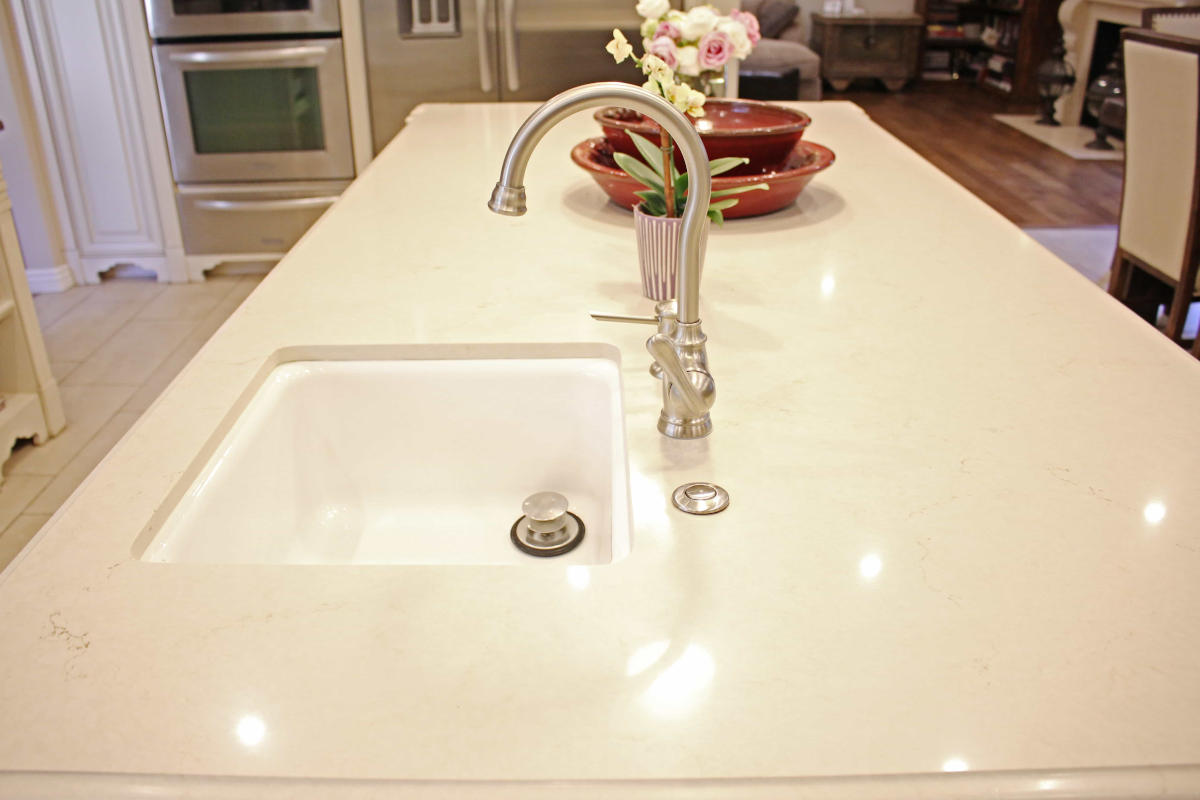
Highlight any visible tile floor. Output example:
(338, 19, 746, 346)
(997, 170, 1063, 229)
(0, 273, 264, 571)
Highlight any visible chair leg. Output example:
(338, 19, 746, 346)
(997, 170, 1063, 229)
(1109, 253, 1132, 299)
(1164, 281, 1192, 342)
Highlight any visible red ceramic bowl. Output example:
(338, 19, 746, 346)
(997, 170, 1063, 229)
(595, 99, 812, 176)
(570, 136, 835, 219)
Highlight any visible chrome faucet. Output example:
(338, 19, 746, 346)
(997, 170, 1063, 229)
(488, 82, 716, 439)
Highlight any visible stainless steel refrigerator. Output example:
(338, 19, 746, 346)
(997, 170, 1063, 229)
(363, 0, 643, 152)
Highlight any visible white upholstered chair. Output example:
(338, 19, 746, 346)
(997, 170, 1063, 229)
(1108, 29, 1200, 349)
(1143, 6, 1200, 39)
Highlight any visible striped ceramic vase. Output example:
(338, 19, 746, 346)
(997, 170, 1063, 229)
(634, 205, 709, 301)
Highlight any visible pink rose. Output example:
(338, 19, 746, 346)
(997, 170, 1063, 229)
(731, 10, 761, 45)
(648, 35, 679, 69)
(697, 30, 732, 69)
(654, 21, 682, 40)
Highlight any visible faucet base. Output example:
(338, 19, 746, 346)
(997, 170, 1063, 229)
(659, 413, 712, 439)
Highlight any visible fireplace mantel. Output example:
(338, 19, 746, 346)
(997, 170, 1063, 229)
(1057, 0, 1183, 124)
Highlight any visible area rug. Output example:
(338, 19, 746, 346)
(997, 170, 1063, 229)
(996, 115, 1124, 161)
(1022, 225, 1116, 285)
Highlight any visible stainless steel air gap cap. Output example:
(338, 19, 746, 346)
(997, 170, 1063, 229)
(672, 482, 730, 515)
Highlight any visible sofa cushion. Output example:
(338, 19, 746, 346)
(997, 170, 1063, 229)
(756, 0, 800, 38)
(741, 37, 820, 79)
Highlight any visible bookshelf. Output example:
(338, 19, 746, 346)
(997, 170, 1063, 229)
(917, 0, 1063, 104)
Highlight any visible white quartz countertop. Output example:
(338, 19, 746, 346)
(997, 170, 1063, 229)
(2, 101, 1199, 799)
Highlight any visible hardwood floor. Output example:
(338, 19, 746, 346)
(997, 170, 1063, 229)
(836, 81, 1125, 228)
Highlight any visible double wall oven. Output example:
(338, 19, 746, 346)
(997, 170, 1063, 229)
(146, 0, 353, 258)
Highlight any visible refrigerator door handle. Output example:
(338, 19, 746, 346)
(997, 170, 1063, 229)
(476, 0, 494, 92)
(501, 0, 519, 92)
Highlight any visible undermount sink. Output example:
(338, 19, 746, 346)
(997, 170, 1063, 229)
(137, 344, 631, 566)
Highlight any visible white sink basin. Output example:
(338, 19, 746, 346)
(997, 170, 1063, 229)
(138, 344, 630, 565)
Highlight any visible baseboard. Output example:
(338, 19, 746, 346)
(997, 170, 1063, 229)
(24, 263, 74, 294)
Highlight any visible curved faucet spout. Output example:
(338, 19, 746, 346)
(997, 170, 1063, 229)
(487, 82, 710, 325)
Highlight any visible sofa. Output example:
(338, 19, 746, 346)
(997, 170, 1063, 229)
(739, 0, 823, 100)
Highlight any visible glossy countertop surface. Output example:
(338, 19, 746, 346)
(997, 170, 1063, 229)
(1, 101, 1199, 798)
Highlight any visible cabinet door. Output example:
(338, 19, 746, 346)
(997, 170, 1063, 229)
(17, 0, 183, 283)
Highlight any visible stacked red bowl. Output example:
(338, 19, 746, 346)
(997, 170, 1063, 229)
(572, 98, 834, 220)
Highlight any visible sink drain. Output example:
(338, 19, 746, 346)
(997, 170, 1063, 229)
(511, 491, 586, 557)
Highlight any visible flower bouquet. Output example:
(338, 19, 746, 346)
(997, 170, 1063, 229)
(632, 0, 761, 96)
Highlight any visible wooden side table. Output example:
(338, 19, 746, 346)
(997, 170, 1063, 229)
(810, 13, 923, 91)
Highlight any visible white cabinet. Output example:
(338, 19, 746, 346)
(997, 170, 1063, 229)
(0, 156, 64, 474)
(9, 0, 186, 285)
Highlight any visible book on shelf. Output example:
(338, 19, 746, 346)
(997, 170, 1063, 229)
(927, 23, 967, 37)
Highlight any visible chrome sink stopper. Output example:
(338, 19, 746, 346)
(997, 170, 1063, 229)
(511, 491, 585, 557)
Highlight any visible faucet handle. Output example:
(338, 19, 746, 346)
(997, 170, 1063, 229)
(590, 300, 678, 327)
(593, 301, 679, 379)
(589, 312, 659, 325)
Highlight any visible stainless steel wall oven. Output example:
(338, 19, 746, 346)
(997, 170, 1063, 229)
(145, 0, 353, 257)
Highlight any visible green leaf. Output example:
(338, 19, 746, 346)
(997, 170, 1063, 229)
(708, 198, 740, 212)
(628, 132, 665, 178)
(711, 183, 769, 199)
(674, 171, 688, 199)
(613, 152, 663, 192)
(634, 190, 666, 216)
(709, 157, 749, 177)
(708, 208, 725, 225)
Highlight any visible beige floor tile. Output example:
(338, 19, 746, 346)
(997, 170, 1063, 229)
(92, 277, 164, 302)
(0, 514, 51, 573)
(50, 361, 81, 382)
(134, 278, 241, 322)
(33, 287, 92, 329)
(63, 320, 198, 387)
(5, 384, 135, 477)
(25, 412, 140, 516)
(121, 276, 263, 414)
(0, 475, 51, 533)
(43, 294, 151, 363)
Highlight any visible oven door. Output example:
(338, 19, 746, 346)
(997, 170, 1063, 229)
(145, 0, 341, 39)
(153, 39, 354, 184)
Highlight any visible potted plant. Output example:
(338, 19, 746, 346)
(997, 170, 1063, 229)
(606, 10, 766, 300)
(615, 131, 767, 300)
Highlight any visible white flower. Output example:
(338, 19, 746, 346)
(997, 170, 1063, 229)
(717, 18, 752, 60)
(669, 83, 707, 117)
(680, 5, 718, 40)
(675, 45, 700, 76)
(641, 53, 675, 85)
(635, 0, 671, 20)
(640, 17, 658, 38)
(606, 29, 633, 63)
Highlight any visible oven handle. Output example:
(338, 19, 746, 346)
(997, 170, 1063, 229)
(501, 0, 519, 92)
(476, 0, 493, 92)
(169, 46, 328, 65)
(194, 196, 339, 212)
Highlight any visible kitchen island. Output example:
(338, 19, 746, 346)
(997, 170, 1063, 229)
(1, 100, 1198, 798)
